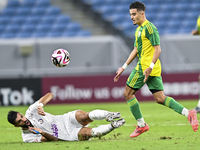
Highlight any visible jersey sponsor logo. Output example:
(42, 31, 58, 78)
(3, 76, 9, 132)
(38, 119, 43, 124)
(51, 124, 58, 138)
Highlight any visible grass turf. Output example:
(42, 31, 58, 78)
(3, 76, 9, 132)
(0, 100, 199, 150)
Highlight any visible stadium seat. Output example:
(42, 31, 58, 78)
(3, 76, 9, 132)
(6, 0, 20, 8)
(156, 12, 170, 21)
(189, 2, 200, 11)
(66, 22, 81, 32)
(5, 24, 21, 33)
(22, 0, 35, 8)
(175, 3, 189, 11)
(35, 23, 52, 32)
(62, 31, 77, 37)
(76, 30, 91, 36)
(20, 23, 36, 33)
(45, 6, 61, 16)
(100, 5, 115, 20)
(40, 15, 56, 24)
(55, 15, 71, 24)
(162, 28, 178, 35)
(15, 7, 31, 16)
(31, 31, 47, 37)
(51, 23, 67, 32)
(0, 16, 10, 25)
(10, 16, 26, 25)
(47, 31, 62, 37)
(166, 21, 180, 30)
(1, 7, 16, 16)
(0, 25, 6, 34)
(35, 0, 50, 7)
(16, 31, 32, 38)
(31, 7, 47, 16)
(159, 3, 175, 12)
(0, 32, 16, 38)
(25, 15, 41, 25)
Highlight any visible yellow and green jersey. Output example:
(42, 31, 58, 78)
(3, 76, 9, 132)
(197, 15, 200, 34)
(134, 20, 161, 76)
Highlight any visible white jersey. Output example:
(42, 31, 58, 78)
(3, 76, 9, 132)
(22, 101, 84, 143)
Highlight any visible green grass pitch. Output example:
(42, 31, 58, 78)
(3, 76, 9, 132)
(0, 100, 199, 150)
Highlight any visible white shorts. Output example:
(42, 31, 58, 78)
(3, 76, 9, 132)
(63, 110, 86, 141)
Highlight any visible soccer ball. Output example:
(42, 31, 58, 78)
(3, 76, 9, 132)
(51, 49, 70, 67)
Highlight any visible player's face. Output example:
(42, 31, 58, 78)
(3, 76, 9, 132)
(14, 113, 29, 128)
(130, 9, 144, 26)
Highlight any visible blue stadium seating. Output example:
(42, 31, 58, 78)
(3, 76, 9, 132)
(45, 6, 61, 16)
(15, 7, 31, 16)
(10, 16, 26, 25)
(22, 0, 35, 8)
(76, 30, 91, 36)
(55, 15, 71, 24)
(0, 16, 10, 25)
(0, 0, 89, 38)
(66, 22, 81, 32)
(31, 7, 47, 16)
(6, 0, 20, 8)
(82, 0, 200, 36)
(35, 0, 50, 7)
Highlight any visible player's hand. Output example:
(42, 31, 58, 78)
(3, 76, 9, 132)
(29, 127, 42, 134)
(143, 67, 152, 83)
(38, 106, 46, 116)
(114, 67, 124, 82)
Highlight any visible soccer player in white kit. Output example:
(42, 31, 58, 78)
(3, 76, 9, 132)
(7, 93, 125, 142)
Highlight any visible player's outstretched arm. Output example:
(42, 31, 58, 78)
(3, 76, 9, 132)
(39, 92, 53, 106)
(29, 127, 59, 142)
(114, 47, 137, 82)
(37, 93, 53, 116)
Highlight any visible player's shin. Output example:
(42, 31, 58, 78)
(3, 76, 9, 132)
(164, 97, 185, 115)
(127, 98, 146, 127)
(91, 124, 113, 137)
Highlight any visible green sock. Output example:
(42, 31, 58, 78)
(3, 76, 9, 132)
(127, 98, 143, 120)
(164, 97, 184, 114)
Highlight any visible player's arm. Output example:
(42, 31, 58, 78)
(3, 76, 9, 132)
(191, 29, 199, 35)
(37, 93, 54, 116)
(114, 47, 137, 82)
(29, 127, 59, 142)
(143, 45, 161, 82)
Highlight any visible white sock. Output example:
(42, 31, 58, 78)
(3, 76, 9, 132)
(91, 124, 113, 137)
(89, 109, 109, 120)
(197, 100, 200, 108)
(137, 117, 145, 127)
(182, 108, 189, 118)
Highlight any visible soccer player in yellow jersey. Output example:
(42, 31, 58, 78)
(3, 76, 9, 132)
(114, 1, 199, 137)
(191, 15, 200, 112)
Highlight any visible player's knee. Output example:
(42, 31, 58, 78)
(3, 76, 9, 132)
(154, 97, 165, 104)
(78, 128, 92, 141)
(123, 91, 131, 100)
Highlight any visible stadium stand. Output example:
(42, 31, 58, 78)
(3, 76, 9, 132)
(0, 0, 199, 39)
(0, 0, 91, 38)
(81, 0, 200, 37)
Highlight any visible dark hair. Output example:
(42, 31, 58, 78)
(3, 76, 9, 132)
(130, 1, 146, 11)
(7, 111, 18, 125)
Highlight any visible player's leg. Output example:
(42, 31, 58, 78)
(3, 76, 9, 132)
(75, 110, 121, 126)
(149, 76, 198, 132)
(77, 118, 125, 141)
(124, 69, 149, 137)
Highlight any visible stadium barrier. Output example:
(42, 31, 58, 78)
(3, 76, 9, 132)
(0, 72, 199, 106)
